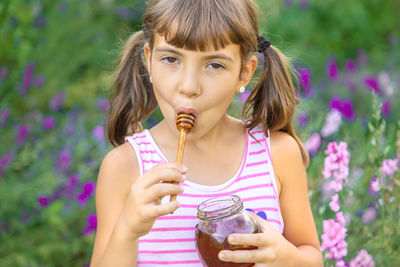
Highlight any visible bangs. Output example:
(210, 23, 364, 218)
(146, 0, 257, 52)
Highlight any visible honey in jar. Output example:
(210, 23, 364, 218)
(195, 195, 261, 267)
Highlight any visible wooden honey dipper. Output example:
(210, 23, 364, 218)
(170, 112, 196, 202)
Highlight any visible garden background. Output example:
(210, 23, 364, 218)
(0, 0, 399, 266)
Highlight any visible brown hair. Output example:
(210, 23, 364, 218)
(107, 0, 309, 166)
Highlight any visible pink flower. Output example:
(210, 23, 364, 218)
(96, 98, 110, 111)
(329, 194, 340, 212)
(344, 60, 357, 73)
(0, 108, 10, 127)
(305, 132, 321, 156)
(381, 99, 391, 118)
(321, 216, 348, 260)
(322, 142, 350, 192)
(349, 249, 375, 267)
(49, 91, 65, 111)
(362, 205, 376, 225)
(321, 110, 342, 137)
(0, 153, 13, 177)
(369, 177, 380, 194)
(42, 116, 56, 130)
(380, 158, 398, 177)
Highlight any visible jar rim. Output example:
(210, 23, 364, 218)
(197, 195, 243, 221)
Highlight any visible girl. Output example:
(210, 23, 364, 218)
(90, 0, 323, 266)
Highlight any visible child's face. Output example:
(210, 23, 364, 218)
(144, 33, 257, 137)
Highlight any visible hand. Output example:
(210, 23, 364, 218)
(117, 163, 187, 239)
(218, 212, 292, 266)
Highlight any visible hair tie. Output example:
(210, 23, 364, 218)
(257, 36, 271, 52)
(143, 28, 149, 39)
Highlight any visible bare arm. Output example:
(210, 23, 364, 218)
(90, 143, 140, 267)
(270, 131, 323, 266)
(90, 142, 187, 267)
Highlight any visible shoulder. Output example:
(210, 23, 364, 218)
(97, 142, 139, 194)
(269, 131, 305, 192)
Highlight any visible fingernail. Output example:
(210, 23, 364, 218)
(182, 175, 187, 180)
(180, 186, 185, 193)
(182, 165, 188, 172)
(219, 252, 227, 260)
(228, 235, 236, 243)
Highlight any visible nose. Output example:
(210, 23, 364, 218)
(179, 67, 201, 98)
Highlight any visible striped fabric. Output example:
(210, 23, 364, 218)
(125, 126, 284, 266)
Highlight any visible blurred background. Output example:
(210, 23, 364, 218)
(0, 0, 399, 266)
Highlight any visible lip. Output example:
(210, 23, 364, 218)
(175, 107, 199, 129)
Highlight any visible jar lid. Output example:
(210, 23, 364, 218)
(197, 195, 243, 221)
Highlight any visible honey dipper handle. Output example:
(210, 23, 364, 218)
(170, 128, 187, 202)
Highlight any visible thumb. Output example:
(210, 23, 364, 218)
(247, 210, 273, 232)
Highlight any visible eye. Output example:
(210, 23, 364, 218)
(207, 62, 225, 70)
(161, 56, 178, 64)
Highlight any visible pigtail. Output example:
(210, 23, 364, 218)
(107, 30, 155, 147)
(243, 45, 310, 167)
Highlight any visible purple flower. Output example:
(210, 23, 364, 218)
(92, 125, 105, 142)
(283, 0, 293, 7)
(96, 98, 109, 111)
(299, 0, 309, 10)
(297, 112, 309, 127)
(0, 153, 13, 177)
(349, 249, 375, 267)
(37, 195, 49, 207)
(116, 7, 133, 18)
(65, 174, 79, 197)
(239, 90, 250, 103)
(381, 99, 391, 118)
(66, 123, 75, 135)
(341, 98, 355, 121)
(20, 62, 35, 95)
(58, 2, 68, 12)
(0, 108, 10, 127)
(82, 213, 97, 235)
(76, 181, 96, 206)
(305, 132, 321, 156)
(329, 95, 342, 111)
(326, 58, 339, 82)
(380, 158, 399, 177)
(55, 147, 72, 173)
(344, 60, 357, 73)
(42, 116, 56, 130)
(363, 76, 381, 94)
(362, 204, 376, 225)
(16, 124, 30, 145)
(299, 68, 313, 97)
(321, 110, 342, 137)
(357, 49, 368, 68)
(34, 75, 44, 87)
(49, 91, 65, 111)
(34, 16, 46, 28)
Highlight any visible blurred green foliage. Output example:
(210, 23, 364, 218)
(0, 0, 399, 266)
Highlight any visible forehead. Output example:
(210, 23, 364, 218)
(152, 33, 241, 57)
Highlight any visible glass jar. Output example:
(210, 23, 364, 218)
(195, 195, 261, 267)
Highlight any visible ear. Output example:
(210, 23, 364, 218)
(237, 55, 258, 92)
(143, 42, 152, 75)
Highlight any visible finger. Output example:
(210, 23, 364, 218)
(218, 249, 265, 264)
(136, 166, 186, 188)
(147, 201, 181, 218)
(146, 183, 184, 202)
(247, 211, 274, 232)
(227, 233, 268, 247)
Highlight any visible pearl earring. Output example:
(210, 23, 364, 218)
(149, 76, 153, 83)
(239, 86, 246, 93)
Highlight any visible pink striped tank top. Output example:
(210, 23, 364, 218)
(125, 126, 284, 266)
